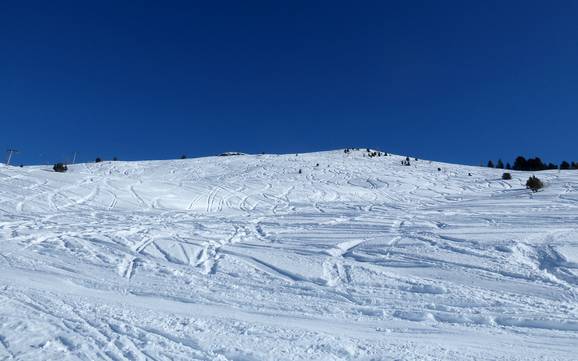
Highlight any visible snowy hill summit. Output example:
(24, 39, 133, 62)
(1, 149, 577, 360)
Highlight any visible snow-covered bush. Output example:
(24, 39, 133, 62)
(53, 163, 68, 173)
(526, 176, 544, 192)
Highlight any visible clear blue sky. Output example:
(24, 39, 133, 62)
(1, 1, 577, 165)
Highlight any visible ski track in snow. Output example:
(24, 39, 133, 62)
(0, 150, 577, 360)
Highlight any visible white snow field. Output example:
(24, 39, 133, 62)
(0, 150, 577, 360)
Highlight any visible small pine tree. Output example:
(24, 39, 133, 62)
(95, 157, 102, 163)
(526, 176, 544, 192)
(502, 172, 512, 180)
(560, 161, 570, 170)
(487, 160, 495, 168)
(180, 155, 187, 159)
(505, 163, 511, 170)
(496, 159, 504, 169)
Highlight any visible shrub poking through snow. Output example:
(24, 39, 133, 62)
(53, 163, 68, 173)
(95, 157, 102, 163)
(502, 172, 512, 180)
(526, 176, 543, 192)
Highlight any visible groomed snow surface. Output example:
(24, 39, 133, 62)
(0, 150, 577, 360)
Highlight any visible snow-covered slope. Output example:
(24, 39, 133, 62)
(0, 150, 577, 360)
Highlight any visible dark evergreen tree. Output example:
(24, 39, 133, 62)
(526, 157, 545, 171)
(496, 159, 504, 169)
(487, 160, 494, 168)
(505, 163, 511, 170)
(502, 172, 512, 180)
(560, 161, 570, 170)
(95, 157, 102, 163)
(513, 156, 527, 171)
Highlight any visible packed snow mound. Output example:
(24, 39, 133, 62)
(218, 151, 246, 156)
(0, 149, 577, 360)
